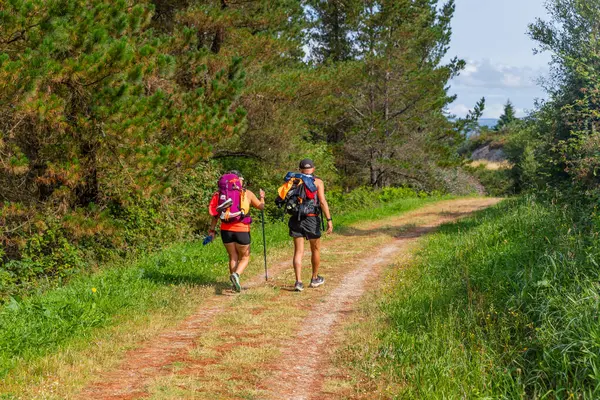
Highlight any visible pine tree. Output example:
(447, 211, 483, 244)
(0, 0, 469, 272)
(156, 0, 313, 168)
(495, 100, 517, 130)
(308, 0, 359, 63)
(455, 97, 486, 135)
(321, 0, 464, 188)
(0, 0, 246, 258)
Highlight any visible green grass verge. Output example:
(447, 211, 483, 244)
(0, 195, 443, 378)
(369, 196, 600, 398)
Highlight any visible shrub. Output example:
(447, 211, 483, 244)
(465, 164, 515, 196)
(378, 187, 418, 202)
(1, 221, 85, 299)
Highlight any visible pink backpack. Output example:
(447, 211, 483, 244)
(212, 173, 252, 224)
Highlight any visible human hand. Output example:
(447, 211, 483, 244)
(326, 220, 333, 234)
(203, 230, 216, 246)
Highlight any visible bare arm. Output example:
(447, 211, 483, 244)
(316, 179, 333, 234)
(248, 189, 265, 210)
(208, 216, 219, 237)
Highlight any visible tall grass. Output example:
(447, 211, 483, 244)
(0, 194, 442, 378)
(375, 196, 600, 398)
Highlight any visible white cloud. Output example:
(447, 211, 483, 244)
(447, 58, 548, 119)
(482, 103, 505, 119)
(447, 103, 471, 117)
(502, 73, 523, 88)
(454, 59, 542, 90)
(443, 0, 552, 120)
(462, 61, 478, 77)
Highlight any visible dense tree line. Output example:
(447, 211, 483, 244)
(527, 0, 600, 193)
(0, 0, 469, 296)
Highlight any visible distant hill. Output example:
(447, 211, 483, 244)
(479, 118, 498, 128)
(447, 117, 499, 137)
(447, 117, 499, 129)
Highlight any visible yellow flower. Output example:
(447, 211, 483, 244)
(91, 287, 97, 293)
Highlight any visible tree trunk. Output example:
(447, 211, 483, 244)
(211, 0, 228, 54)
(75, 141, 99, 206)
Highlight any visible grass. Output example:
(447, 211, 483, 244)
(0, 194, 444, 383)
(469, 160, 512, 170)
(340, 196, 600, 398)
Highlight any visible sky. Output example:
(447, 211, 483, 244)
(445, 0, 552, 119)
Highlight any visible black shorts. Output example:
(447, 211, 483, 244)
(289, 216, 321, 240)
(221, 230, 251, 245)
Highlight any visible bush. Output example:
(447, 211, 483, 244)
(0, 182, 432, 302)
(465, 164, 515, 196)
(1, 221, 85, 299)
(433, 167, 485, 195)
(378, 187, 419, 202)
(0, 164, 223, 302)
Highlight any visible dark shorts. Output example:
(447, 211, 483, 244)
(221, 230, 251, 245)
(289, 216, 321, 240)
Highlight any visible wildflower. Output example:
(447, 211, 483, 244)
(92, 287, 97, 293)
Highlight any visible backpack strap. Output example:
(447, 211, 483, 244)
(284, 172, 317, 192)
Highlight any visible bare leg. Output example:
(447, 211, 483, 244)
(293, 237, 305, 282)
(309, 239, 321, 280)
(234, 244, 251, 275)
(224, 243, 238, 274)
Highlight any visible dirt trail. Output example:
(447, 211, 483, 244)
(263, 198, 500, 400)
(80, 198, 500, 399)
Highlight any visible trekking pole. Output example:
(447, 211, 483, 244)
(261, 208, 268, 281)
(320, 206, 325, 231)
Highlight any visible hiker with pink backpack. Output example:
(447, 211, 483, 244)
(207, 171, 265, 292)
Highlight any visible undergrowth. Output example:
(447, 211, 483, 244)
(0, 191, 444, 378)
(370, 196, 600, 398)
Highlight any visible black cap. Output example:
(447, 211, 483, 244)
(299, 158, 315, 169)
(226, 170, 242, 178)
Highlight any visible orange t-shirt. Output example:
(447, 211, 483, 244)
(220, 220, 251, 233)
(209, 192, 252, 232)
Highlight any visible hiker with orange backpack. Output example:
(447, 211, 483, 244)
(276, 159, 333, 292)
(207, 171, 265, 292)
